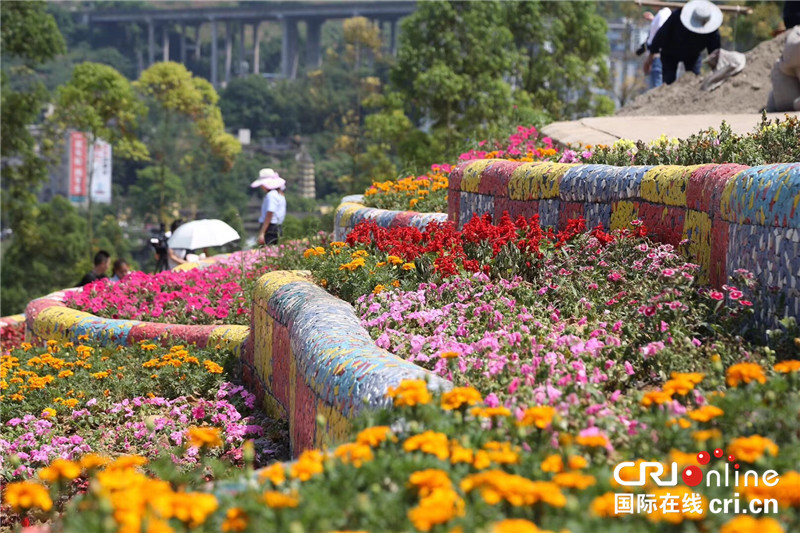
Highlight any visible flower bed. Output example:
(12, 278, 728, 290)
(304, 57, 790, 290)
(0, 338, 289, 530)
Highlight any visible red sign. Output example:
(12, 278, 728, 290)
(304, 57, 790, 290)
(69, 131, 87, 198)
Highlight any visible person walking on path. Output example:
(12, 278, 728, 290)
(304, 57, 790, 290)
(251, 168, 287, 246)
(645, 0, 722, 85)
(77, 250, 110, 287)
(642, 7, 673, 88)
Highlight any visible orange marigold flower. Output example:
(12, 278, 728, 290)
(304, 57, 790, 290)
(641, 390, 673, 407)
(79, 454, 111, 470)
(290, 450, 324, 481)
(553, 472, 596, 490)
(663, 378, 695, 396)
(518, 406, 556, 428)
(186, 426, 223, 448)
(470, 406, 512, 418)
(203, 360, 224, 374)
(774, 360, 800, 374)
(263, 491, 299, 509)
(334, 442, 373, 467)
(440, 387, 482, 410)
(404, 431, 450, 460)
(726, 363, 767, 387)
(568, 455, 588, 470)
(38, 458, 81, 483)
(356, 426, 393, 447)
(221, 507, 248, 532)
(591, 492, 621, 517)
(407, 469, 452, 497)
(259, 463, 286, 485)
(3, 482, 53, 513)
(692, 429, 722, 442)
(541, 454, 564, 473)
(407, 487, 464, 532)
(727, 435, 779, 463)
(438, 350, 460, 359)
(720, 516, 784, 533)
(687, 405, 724, 422)
(575, 434, 608, 448)
(491, 519, 551, 533)
(385, 379, 431, 407)
(670, 372, 705, 385)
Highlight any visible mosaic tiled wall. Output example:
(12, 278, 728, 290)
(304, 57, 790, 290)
(24, 288, 249, 355)
(450, 160, 800, 326)
(334, 194, 449, 242)
(247, 271, 451, 458)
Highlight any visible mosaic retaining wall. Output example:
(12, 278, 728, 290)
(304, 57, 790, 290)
(450, 160, 800, 325)
(333, 194, 449, 242)
(247, 271, 451, 458)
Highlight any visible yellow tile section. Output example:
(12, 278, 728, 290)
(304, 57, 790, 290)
(253, 271, 313, 304)
(207, 325, 249, 355)
(337, 202, 365, 228)
(508, 163, 574, 201)
(461, 160, 497, 193)
(32, 307, 91, 342)
(314, 400, 351, 449)
(610, 201, 640, 231)
(682, 210, 712, 285)
(641, 165, 703, 207)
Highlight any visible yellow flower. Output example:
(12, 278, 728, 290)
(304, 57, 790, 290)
(221, 507, 248, 532)
(408, 469, 452, 497)
(407, 488, 464, 532)
(438, 350, 460, 359)
(518, 406, 556, 428)
(356, 426, 393, 447)
(404, 431, 450, 460)
(41, 407, 56, 418)
(473, 450, 491, 470)
(259, 462, 286, 485)
(387, 255, 404, 265)
(663, 378, 695, 396)
(491, 519, 552, 533)
(575, 434, 608, 448)
(402, 262, 416, 270)
(58, 370, 74, 378)
(263, 490, 299, 509)
(186, 427, 223, 448)
(171, 492, 218, 527)
(79, 454, 111, 470)
(669, 449, 698, 467)
(666, 417, 692, 429)
(470, 406, 512, 418)
(372, 284, 386, 294)
(3, 481, 53, 512)
(449, 441, 474, 464)
(591, 492, 621, 517)
(461, 470, 566, 508)
(687, 405, 724, 422)
(483, 441, 520, 465)
(726, 363, 767, 387)
(91, 371, 110, 379)
(105, 455, 148, 471)
(385, 379, 431, 407)
(553, 472, 596, 490)
(203, 360, 223, 374)
(63, 398, 79, 408)
(720, 516, 784, 533)
(39, 458, 81, 483)
(568, 455, 588, 470)
(334, 442, 374, 467)
(351, 250, 368, 258)
(409, 198, 419, 209)
(540, 454, 564, 473)
(290, 450, 324, 481)
(670, 372, 705, 385)
(774, 360, 800, 373)
(727, 435, 779, 463)
(692, 429, 722, 442)
(330, 241, 346, 248)
(441, 387, 482, 410)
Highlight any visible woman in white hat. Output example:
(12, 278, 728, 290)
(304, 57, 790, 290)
(250, 168, 287, 246)
(645, 0, 723, 85)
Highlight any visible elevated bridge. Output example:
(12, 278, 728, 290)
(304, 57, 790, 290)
(84, 1, 416, 86)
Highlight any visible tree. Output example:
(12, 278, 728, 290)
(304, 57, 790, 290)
(391, 1, 519, 152)
(0, 1, 65, 241)
(135, 62, 241, 224)
(506, 1, 612, 119)
(53, 62, 149, 253)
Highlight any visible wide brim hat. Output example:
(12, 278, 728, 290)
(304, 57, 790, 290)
(680, 0, 723, 34)
(250, 168, 285, 190)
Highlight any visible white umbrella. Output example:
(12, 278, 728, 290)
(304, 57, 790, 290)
(168, 219, 240, 250)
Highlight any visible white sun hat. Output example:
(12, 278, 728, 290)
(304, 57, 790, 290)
(680, 0, 723, 34)
(250, 168, 286, 190)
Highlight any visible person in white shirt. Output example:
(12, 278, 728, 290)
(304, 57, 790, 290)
(250, 168, 287, 246)
(642, 7, 673, 88)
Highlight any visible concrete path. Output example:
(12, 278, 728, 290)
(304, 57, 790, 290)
(541, 112, 799, 148)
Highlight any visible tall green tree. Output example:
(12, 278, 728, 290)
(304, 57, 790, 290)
(506, 1, 612, 119)
(53, 62, 149, 253)
(391, 1, 519, 152)
(134, 62, 241, 224)
(0, 0, 65, 240)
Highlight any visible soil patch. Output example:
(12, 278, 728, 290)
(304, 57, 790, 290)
(616, 33, 787, 116)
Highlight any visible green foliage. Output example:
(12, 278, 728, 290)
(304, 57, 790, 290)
(128, 166, 185, 225)
(0, 197, 88, 315)
(587, 114, 800, 166)
(0, 0, 65, 65)
(219, 76, 309, 139)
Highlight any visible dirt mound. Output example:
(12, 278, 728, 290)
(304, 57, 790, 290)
(616, 32, 787, 116)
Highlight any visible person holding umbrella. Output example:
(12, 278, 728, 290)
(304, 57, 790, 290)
(251, 168, 287, 246)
